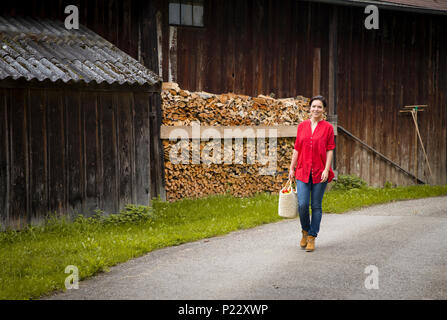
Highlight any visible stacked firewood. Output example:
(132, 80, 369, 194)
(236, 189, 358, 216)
(161, 82, 310, 126)
(161, 83, 311, 202)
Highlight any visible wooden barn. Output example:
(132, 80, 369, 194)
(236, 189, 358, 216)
(1, 0, 447, 226)
(0, 15, 164, 229)
(154, 0, 447, 187)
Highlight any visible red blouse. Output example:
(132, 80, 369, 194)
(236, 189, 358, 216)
(294, 119, 336, 184)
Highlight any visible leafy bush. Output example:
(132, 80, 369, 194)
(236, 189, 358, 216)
(384, 181, 394, 189)
(106, 205, 153, 225)
(332, 174, 367, 191)
(72, 205, 153, 227)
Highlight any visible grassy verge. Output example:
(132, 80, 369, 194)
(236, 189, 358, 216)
(324, 184, 447, 213)
(1, 184, 447, 300)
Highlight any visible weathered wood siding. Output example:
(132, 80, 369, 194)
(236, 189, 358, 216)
(0, 83, 163, 229)
(157, 0, 330, 98)
(157, 0, 447, 186)
(2, 0, 446, 187)
(335, 6, 447, 186)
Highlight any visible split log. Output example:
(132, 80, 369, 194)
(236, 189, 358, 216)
(161, 83, 317, 202)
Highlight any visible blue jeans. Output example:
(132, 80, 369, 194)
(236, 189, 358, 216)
(296, 173, 328, 237)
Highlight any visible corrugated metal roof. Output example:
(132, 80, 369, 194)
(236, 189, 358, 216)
(0, 16, 162, 86)
(378, 0, 447, 11)
(311, 0, 447, 13)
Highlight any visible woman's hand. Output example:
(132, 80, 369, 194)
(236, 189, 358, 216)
(321, 169, 329, 182)
(288, 168, 295, 181)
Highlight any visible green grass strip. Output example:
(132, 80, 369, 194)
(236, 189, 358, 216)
(324, 184, 447, 213)
(1, 184, 447, 300)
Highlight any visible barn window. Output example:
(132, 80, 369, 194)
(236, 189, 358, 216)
(169, 0, 204, 27)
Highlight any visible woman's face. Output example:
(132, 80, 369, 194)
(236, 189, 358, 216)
(310, 100, 325, 119)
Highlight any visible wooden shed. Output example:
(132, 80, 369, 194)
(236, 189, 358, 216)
(0, 16, 165, 229)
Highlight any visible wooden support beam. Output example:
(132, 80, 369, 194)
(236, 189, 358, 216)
(312, 48, 321, 97)
(328, 7, 337, 172)
(328, 6, 337, 117)
(161, 123, 338, 139)
(168, 26, 177, 82)
(156, 10, 163, 78)
(338, 125, 426, 184)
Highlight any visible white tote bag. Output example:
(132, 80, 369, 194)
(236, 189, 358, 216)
(278, 179, 298, 218)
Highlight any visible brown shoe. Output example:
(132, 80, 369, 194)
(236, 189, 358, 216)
(300, 230, 308, 248)
(305, 236, 316, 252)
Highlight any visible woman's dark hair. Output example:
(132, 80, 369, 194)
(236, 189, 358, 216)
(309, 95, 327, 108)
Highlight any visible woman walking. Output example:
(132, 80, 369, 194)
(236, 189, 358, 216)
(288, 95, 335, 252)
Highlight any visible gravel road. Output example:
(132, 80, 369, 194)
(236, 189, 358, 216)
(44, 196, 447, 300)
